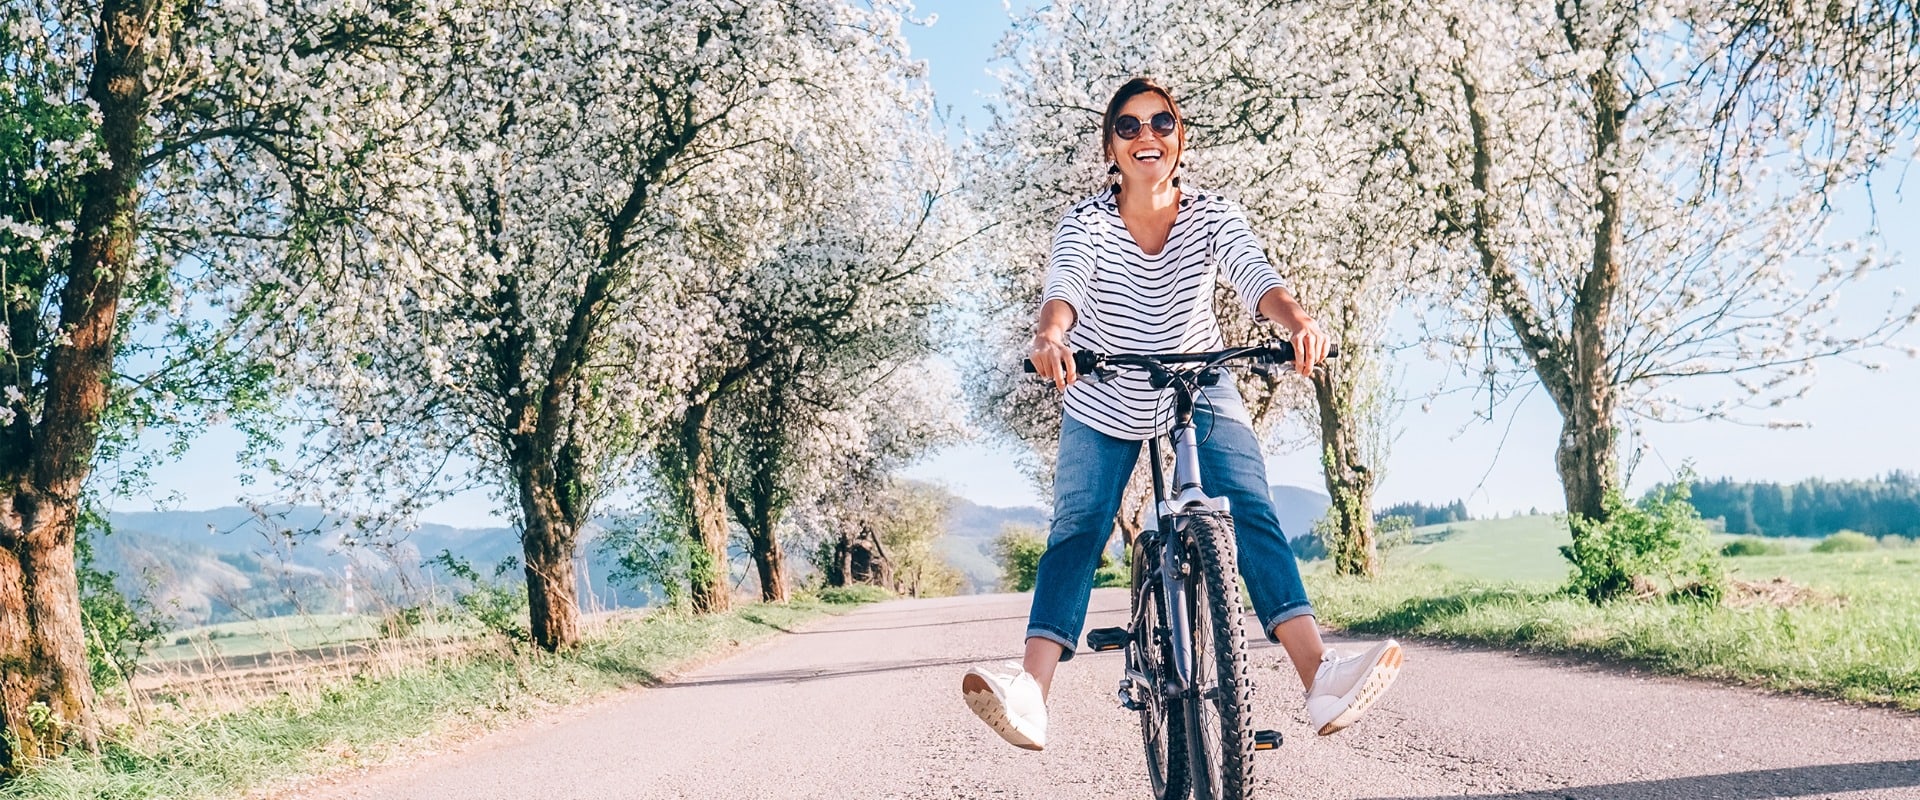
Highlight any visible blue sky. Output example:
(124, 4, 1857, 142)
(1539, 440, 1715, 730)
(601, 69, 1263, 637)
(112, 2, 1918, 524)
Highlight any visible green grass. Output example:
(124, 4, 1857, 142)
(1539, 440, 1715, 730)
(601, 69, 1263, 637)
(1308, 551, 1920, 711)
(2, 597, 871, 800)
(1387, 516, 1575, 583)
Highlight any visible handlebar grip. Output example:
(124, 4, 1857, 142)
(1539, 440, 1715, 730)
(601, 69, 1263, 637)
(1022, 351, 1100, 375)
(1266, 342, 1341, 362)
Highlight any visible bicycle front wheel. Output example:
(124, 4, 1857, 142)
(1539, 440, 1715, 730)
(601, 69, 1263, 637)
(1183, 512, 1255, 800)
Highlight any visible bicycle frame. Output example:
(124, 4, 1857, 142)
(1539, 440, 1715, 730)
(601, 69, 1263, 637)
(1144, 374, 1229, 700)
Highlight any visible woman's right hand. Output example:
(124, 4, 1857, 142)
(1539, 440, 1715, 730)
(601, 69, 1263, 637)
(1030, 332, 1078, 391)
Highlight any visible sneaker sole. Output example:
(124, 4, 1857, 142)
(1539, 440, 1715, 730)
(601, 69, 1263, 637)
(1316, 641, 1403, 736)
(962, 673, 1044, 751)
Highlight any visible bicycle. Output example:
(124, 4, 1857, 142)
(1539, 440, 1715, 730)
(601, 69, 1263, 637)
(1024, 340, 1330, 800)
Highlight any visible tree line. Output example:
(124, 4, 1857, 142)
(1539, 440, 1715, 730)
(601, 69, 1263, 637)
(1681, 473, 1920, 538)
(2, 0, 972, 774)
(1376, 500, 1473, 527)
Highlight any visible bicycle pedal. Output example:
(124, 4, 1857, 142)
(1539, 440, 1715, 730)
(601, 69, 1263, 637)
(1116, 680, 1147, 711)
(1253, 729, 1283, 751)
(1085, 626, 1130, 652)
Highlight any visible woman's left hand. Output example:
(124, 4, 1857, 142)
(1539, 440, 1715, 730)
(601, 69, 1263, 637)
(1291, 319, 1330, 376)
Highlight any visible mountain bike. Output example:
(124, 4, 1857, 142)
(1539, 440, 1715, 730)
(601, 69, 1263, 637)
(1025, 341, 1330, 800)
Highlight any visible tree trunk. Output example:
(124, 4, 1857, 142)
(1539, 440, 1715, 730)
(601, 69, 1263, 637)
(1456, 60, 1625, 533)
(681, 404, 731, 614)
(831, 529, 854, 587)
(747, 515, 788, 603)
(1557, 60, 1628, 527)
(513, 475, 580, 651)
(1114, 482, 1149, 554)
(1, 0, 160, 771)
(0, 501, 99, 774)
(1555, 376, 1619, 524)
(1312, 366, 1380, 577)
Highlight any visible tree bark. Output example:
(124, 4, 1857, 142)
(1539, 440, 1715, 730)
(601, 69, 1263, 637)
(745, 515, 787, 603)
(1114, 482, 1149, 555)
(1, 0, 163, 771)
(0, 502, 98, 773)
(1311, 364, 1380, 578)
(1557, 56, 1628, 525)
(513, 467, 580, 651)
(680, 404, 731, 613)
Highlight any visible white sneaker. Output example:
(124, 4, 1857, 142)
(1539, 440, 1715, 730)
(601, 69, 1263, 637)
(961, 662, 1048, 751)
(1305, 639, 1403, 736)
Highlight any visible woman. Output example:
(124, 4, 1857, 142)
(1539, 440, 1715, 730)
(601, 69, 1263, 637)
(961, 78, 1403, 751)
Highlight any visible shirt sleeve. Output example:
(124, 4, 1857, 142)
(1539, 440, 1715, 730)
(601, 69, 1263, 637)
(1040, 210, 1096, 314)
(1214, 201, 1289, 318)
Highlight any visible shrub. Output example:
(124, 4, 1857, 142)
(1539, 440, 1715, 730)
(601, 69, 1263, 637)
(1811, 530, 1879, 553)
(1880, 534, 1913, 550)
(1721, 537, 1788, 557)
(1094, 549, 1130, 588)
(380, 606, 426, 638)
(430, 550, 530, 643)
(76, 510, 168, 688)
(1563, 476, 1724, 603)
(818, 585, 892, 605)
(993, 525, 1048, 592)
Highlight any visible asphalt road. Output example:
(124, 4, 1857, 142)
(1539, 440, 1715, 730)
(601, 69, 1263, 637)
(286, 590, 1920, 800)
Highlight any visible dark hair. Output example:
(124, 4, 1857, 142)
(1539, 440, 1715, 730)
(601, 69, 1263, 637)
(1101, 77, 1184, 164)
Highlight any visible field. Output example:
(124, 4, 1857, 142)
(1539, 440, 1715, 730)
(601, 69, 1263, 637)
(1306, 515, 1920, 710)
(146, 614, 472, 664)
(1385, 515, 1574, 583)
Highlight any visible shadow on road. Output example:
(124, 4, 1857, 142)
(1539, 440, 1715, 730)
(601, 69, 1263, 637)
(779, 613, 1035, 634)
(656, 653, 1031, 689)
(1363, 759, 1920, 800)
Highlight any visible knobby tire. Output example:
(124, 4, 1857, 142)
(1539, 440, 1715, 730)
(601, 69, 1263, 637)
(1185, 512, 1255, 800)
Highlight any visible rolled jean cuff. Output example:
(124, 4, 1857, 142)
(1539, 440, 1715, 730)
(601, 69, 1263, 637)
(1025, 626, 1079, 662)
(1260, 603, 1316, 643)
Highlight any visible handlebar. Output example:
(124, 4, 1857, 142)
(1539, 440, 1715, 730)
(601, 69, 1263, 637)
(1022, 342, 1338, 376)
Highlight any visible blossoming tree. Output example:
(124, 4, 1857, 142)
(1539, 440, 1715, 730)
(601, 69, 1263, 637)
(1336, 0, 1919, 526)
(255, 0, 943, 632)
(0, 0, 433, 767)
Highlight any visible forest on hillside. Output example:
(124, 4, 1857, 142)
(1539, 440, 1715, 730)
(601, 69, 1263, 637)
(1680, 473, 1920, 537)
(1377, 500, 1474, 527)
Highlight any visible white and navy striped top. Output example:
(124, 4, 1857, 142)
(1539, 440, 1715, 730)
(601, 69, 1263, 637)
(1042, 186, 1289, 440)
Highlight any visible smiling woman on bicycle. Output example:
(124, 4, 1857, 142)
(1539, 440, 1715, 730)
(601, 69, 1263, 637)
(962, 78, 1403, 751)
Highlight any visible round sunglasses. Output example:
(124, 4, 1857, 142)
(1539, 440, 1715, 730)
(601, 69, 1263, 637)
(1114, 111, 1178, 140)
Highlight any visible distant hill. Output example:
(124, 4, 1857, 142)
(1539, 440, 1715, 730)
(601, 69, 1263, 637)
(1269, 484, 1331, 542)
(96, 507, 642, 628)
(96, 483, 1332, 624)
(939, 495, 1049, 593)
(932, 484, 1330, 593)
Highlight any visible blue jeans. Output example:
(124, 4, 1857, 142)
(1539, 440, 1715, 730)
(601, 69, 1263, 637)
(1026, 384, 1315, 661)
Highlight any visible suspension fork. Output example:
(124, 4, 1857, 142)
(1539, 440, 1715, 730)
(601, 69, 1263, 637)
(1152, 410, 1207, 696)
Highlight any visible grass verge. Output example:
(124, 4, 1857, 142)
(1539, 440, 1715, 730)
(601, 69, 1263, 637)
(1306, 552, 1920, 711)
(2, 595, 874, 800)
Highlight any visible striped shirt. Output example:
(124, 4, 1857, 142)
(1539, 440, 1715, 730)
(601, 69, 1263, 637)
(1042, 186, 1288, 440)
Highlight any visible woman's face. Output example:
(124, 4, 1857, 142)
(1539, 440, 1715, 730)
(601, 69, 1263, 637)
(1108, 92, 1182, 190)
